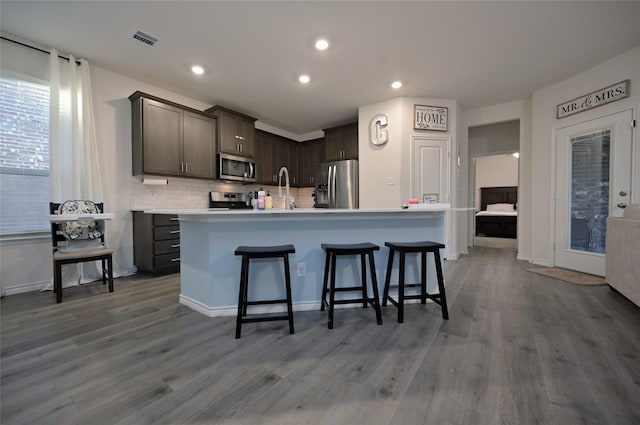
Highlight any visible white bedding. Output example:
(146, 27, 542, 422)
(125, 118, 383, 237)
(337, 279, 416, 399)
(476, 210, 518, 216)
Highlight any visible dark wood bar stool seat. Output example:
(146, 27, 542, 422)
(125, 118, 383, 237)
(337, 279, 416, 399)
(382, 241, 449, 323)
(320, 242, 383, 329)
(234, 244, 296, 339)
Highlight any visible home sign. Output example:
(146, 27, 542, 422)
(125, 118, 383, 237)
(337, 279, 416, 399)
(414, 105, 448, 131)
(557, 80, 630, 119)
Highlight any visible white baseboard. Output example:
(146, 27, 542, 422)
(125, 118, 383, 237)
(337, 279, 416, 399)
(2, 280, 48, 296)
(179, 290, 429, 317)
(179, 294, 319, 317)
(529, 257, 553, 267)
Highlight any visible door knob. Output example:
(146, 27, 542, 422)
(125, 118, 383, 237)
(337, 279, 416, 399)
(619, 190, 627, 196)
(617, 202, 627, 208)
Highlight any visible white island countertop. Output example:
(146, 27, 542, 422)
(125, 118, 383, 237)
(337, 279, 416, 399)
(143, 205, 472, 222)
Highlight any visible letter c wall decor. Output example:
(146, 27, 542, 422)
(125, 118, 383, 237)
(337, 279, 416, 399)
(369, 114, 388, 146)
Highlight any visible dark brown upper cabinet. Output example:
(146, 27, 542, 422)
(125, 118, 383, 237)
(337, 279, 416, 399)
(255, 130, 299, 186)
(205, 106, 257, 158)
(298, 138, 326, 187)
(324, 122, 358, 161)
(130, 92, 217, 179)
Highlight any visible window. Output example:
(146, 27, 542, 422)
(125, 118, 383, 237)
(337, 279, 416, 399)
(0, 75, 50, 233)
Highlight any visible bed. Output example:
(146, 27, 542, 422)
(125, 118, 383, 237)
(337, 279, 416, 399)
(475, 186, 518, 239)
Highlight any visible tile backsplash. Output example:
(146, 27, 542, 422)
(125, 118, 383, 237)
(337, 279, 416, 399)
(130, 176, 315, 210)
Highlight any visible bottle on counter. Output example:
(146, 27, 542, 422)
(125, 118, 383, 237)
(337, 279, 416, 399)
(257, 189, 265, 210)
(265, 191, 273, 209)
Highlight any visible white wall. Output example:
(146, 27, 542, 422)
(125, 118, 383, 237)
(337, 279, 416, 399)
(530, 45, 640, 267)
(358, 97, 465, 258)
(358, 98, 404, 208)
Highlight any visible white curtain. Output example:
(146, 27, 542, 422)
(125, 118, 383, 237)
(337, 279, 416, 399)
(48, 49, 105, 288)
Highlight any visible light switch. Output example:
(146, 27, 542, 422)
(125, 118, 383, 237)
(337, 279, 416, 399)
(386, 177, 396, 185)
(297, 262, 306, 277)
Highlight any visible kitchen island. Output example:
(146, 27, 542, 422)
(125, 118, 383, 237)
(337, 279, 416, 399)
(143, 207, 460, 317)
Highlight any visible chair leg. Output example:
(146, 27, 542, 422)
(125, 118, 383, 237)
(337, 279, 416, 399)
(420, 251, 427, 304)
(360, 254, 368, 308)
(242, 258, 250, 317)
(320, 251, 330, 311)
(367, 252, 383, 325)
(398, 251, 406, 323)
(328, 253, 337, 329)
(236, 255, 249, 339)
(107, 256, 114, 293)
(434, 250, 449, 320)
(382, 249, 394, 306)
(55, 262, 63, 303)
(283, 254, 295, 334)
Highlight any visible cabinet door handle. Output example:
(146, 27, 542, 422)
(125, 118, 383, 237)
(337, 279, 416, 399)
(235, 135, 246, 141)
(170, 230, 180, 234)
(170, 244, 181, 248)
(170, 217, 179, 221)
(170, 258, 181, 262)
(184, 162, 188, 173)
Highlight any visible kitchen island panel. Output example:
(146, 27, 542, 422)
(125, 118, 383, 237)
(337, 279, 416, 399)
(177, 212, 445, 317)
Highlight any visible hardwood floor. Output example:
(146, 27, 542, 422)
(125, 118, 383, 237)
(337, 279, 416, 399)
(2, 247, 639, 425)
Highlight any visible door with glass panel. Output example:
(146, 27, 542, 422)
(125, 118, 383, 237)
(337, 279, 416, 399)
(554, 110, 633, 276)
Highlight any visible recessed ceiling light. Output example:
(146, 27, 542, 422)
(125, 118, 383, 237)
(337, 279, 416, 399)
(391, 81, 402, 89)
(191, 65, 204, 75)
(299, 74, 311, 84)
(315, 39, 329, 50)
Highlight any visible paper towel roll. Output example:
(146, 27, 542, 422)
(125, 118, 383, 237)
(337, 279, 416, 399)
(142, 177, 168, 186)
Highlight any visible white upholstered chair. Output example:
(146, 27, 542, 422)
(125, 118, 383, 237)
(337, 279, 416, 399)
(50, 200, 114, 303)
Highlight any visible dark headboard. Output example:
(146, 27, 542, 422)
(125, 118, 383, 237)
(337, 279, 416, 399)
(480, 186, 518, 211)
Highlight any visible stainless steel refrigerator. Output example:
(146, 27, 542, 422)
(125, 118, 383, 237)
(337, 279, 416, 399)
(314, 159, 359, 209)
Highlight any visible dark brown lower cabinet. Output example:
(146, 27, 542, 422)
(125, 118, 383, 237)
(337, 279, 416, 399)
(133, 212, 181, 274)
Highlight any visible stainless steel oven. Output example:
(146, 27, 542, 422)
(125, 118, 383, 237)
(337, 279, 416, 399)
(217, 153, 256, 183)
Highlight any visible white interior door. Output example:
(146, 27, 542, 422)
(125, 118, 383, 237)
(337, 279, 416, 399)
(412, 136, 450, 203)
(554, 109, 633, 276)
(412, 136, 450, 255)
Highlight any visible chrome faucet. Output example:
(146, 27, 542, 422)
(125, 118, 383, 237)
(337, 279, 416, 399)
(278, 166, 291, 209)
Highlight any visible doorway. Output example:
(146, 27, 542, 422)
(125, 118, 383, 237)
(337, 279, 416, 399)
(467, 120, 521, 249)
(554, 109, 633, 276)
(472, 153, 519, 248)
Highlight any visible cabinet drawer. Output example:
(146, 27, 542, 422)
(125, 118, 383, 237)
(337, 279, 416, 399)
(154, 253, 181, 269)
(154, 225, 180, 241)
(154, 240, 181, 255)
(153, 215, 179, 226)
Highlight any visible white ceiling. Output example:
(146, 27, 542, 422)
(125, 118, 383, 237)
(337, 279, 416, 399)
(2, 1, 640, 136)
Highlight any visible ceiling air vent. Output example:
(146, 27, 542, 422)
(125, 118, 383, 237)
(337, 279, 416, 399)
(131, 30, 158, 46)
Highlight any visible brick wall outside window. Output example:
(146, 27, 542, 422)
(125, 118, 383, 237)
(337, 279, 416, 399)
(0, 76, 50, 233)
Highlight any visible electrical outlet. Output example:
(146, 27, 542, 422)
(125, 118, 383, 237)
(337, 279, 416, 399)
(296, 262, 306, 277)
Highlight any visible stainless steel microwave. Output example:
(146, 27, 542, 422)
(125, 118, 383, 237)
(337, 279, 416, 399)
(217, 153, 256, 183)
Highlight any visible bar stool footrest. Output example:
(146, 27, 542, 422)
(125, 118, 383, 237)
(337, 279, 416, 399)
(245, 299, 289, 306)
(241, 315, 291, 323)
(333, 298, 378, 305)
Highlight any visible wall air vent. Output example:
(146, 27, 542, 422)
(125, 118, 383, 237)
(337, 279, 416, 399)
(131, 30, 158, 46)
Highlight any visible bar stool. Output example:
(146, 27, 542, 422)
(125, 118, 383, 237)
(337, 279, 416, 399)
(382, 241, 449, 323)
(320, 242, 383, 329)
(234, 244, 295, 339)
